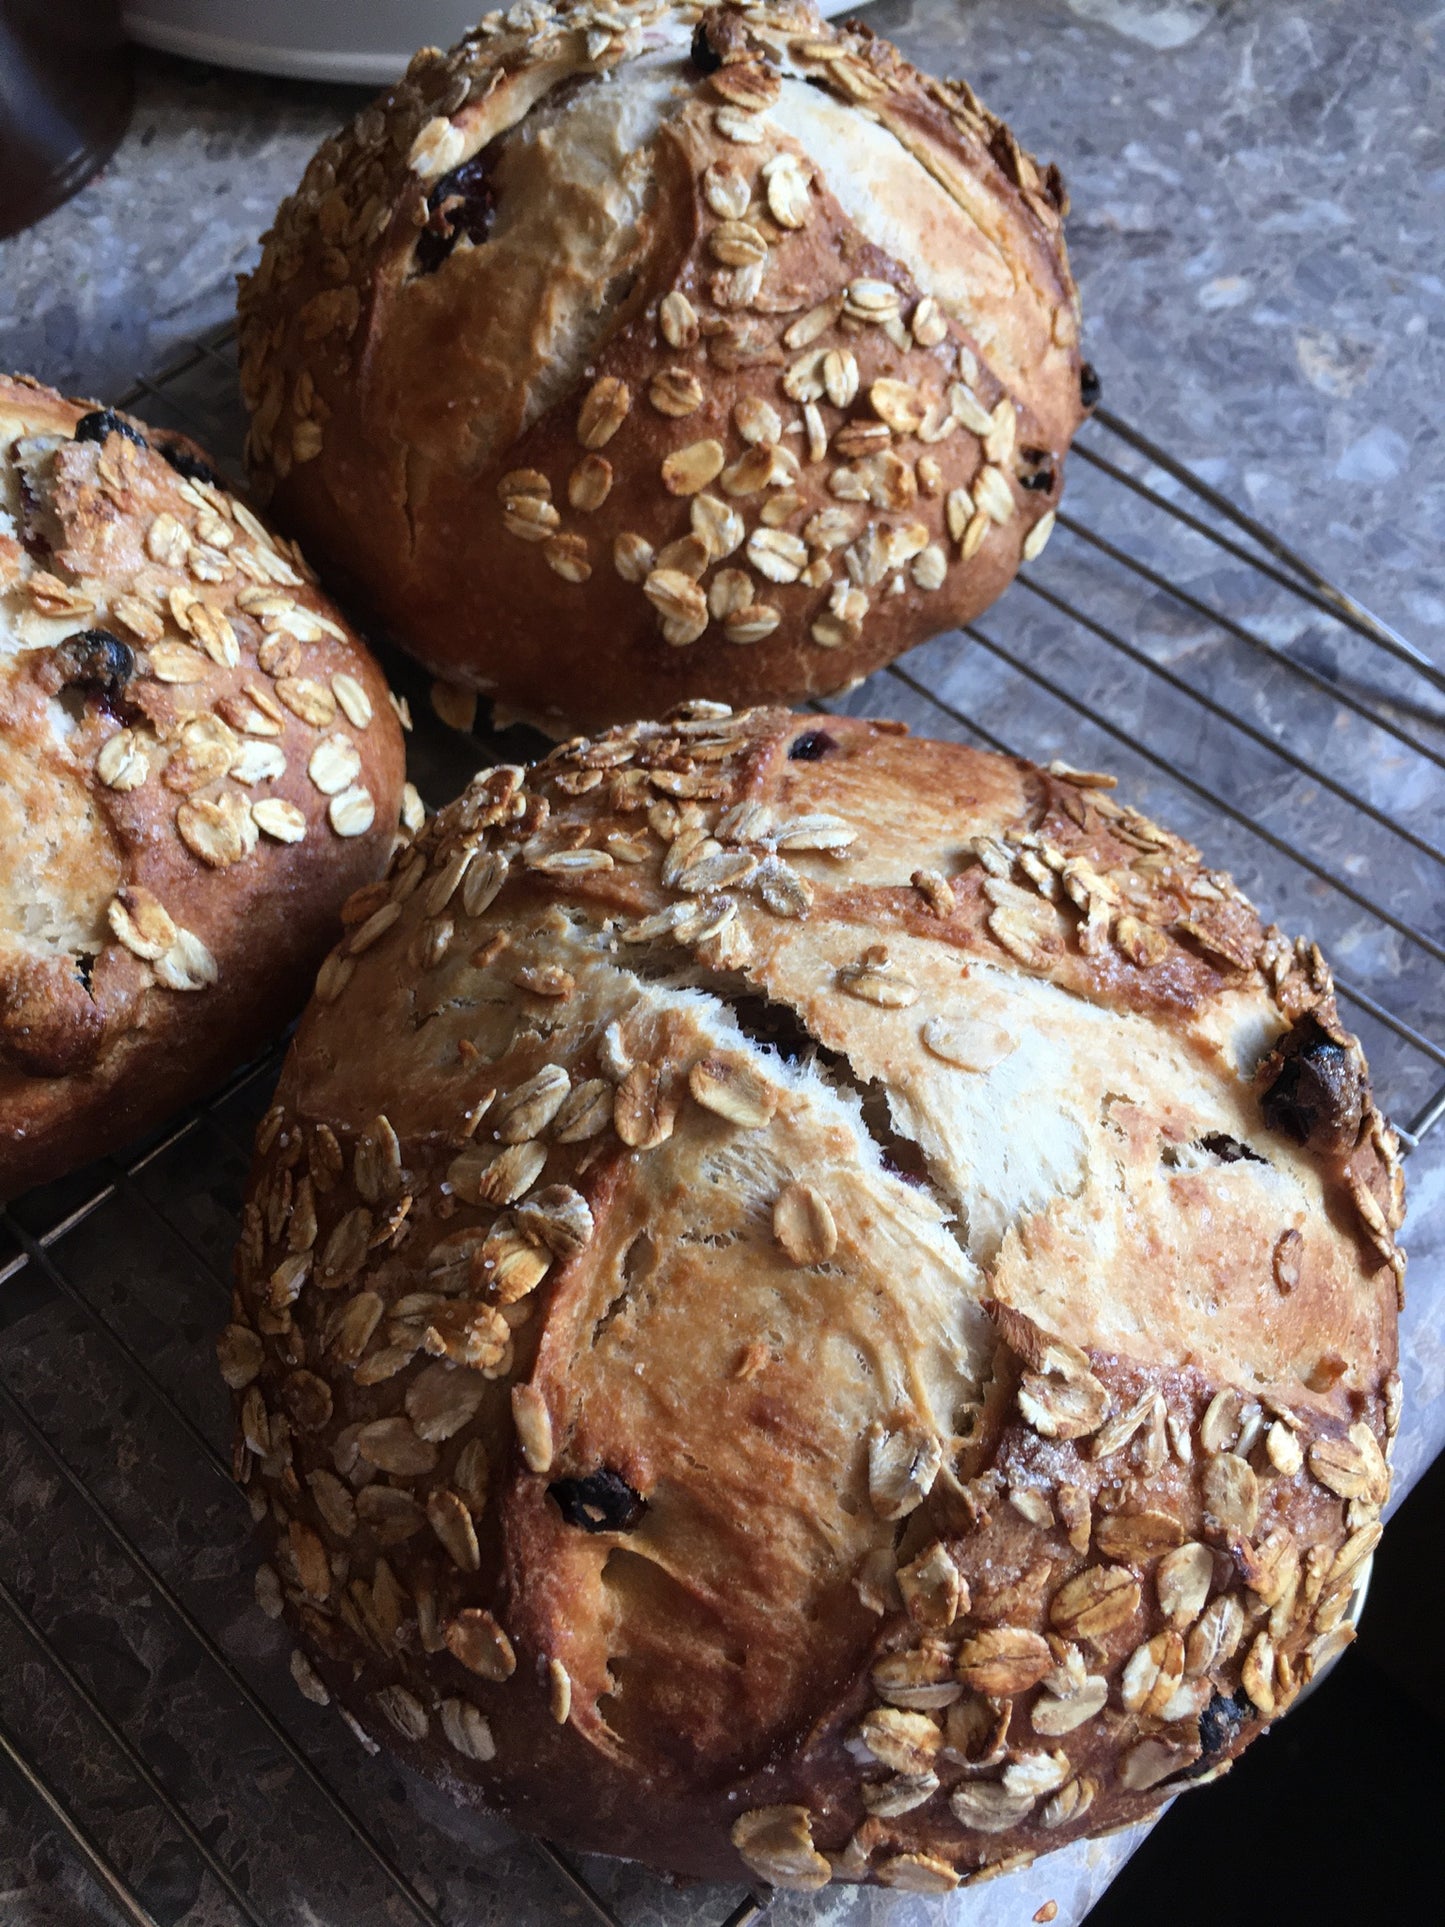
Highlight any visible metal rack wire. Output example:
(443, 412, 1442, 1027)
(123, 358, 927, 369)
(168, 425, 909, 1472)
(0, 321, 1440, 1927)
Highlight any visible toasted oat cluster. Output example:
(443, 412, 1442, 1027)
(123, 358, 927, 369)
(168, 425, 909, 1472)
(0, 374, 409, 1196)
(227, 703, 1402, 1891)
(237, 0, 1087, 727)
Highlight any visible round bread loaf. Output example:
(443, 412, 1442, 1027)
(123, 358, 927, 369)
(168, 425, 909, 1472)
(236, 0, 1087, 730)
(227, 703, 1402, 1893)
(0, 374, 409, 1198)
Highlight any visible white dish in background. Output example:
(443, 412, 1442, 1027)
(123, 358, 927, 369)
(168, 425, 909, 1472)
(123, 1, 858, 85)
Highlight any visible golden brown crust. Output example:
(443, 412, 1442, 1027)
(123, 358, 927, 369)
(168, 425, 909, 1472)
(227, 703, 1401, 1890)
(0, 374, 409, 1197)
(238, 2, 1086, 729)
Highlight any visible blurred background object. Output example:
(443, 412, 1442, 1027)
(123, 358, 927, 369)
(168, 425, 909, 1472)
(121, 0, 483, 81)
(120, 0, 858, 83)
(0, 1, 132, 238)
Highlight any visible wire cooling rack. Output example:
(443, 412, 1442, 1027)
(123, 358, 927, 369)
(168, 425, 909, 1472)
(0, 322, 1441, 1927)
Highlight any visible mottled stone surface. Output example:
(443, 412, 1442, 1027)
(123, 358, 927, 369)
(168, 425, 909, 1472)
(0, 5, 1440, 1925)
(0, 51, 363, 404)
(906, 0, 1444, 666)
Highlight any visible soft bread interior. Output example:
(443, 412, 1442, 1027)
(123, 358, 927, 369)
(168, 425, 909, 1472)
(769, 78, 1019, 317)
(0, 427, 123, 963)
(493, 63, 686, 436)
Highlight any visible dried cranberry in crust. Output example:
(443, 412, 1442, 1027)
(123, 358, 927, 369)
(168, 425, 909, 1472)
(1080, 362, 1102, 410)
(414, 146, 503, 275)
(689, 18, 723, 72)
(549, 1468, 647, 1532)
(73, 409, 148, 451)
(787, 728, 839, 761)
(159, 441, 224, 488)
(1260, 1017, 1364, 1153)
(1184, 1689, 1250, 1774)
(54, 628, 136, 696)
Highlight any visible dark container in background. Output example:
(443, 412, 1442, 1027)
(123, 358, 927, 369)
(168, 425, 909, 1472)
(0, 1, 132, 238)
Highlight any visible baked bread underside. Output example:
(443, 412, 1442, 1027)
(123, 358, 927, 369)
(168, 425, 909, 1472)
(238, 0, 1085, 727)
(0, 376, 406, 1197)
(227, 703, 1402, 1893)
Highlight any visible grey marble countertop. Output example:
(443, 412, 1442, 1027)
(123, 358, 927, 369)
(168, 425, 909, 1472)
(0, 5, 1441, 1927)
